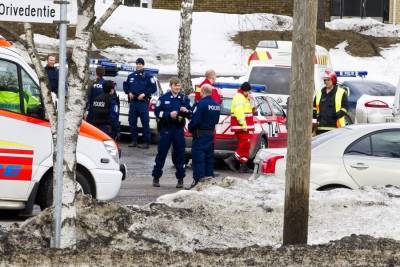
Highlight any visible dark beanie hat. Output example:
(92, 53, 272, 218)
(240, 82, 251, 91)
(136, 57, 145, 65)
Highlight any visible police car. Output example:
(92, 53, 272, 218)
(0, 47, 124, 215)
(245, 40, 332, 110)
(184, 82, 288, 165)
(90, 59, 163, 142)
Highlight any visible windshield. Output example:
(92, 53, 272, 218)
(311, 127, 350, 149)
(248, 66, 291, 95)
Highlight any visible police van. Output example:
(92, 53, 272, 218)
(0, 46, 124, 215)
(245, 40, 332, 109)
(89, 59, 163, 142)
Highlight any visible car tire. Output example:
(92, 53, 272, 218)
(37, 170, 93, 211)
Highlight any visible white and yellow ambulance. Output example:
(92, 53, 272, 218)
(245, 40, 332, 109)
(0, 45, 124, 215)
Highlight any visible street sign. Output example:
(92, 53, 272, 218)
(0, 0, 77, 24)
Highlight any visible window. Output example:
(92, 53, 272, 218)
(248, 66, 291, 95)
(371, 131, 400, 158)
(21, 68, 43, 118)
(266, 96, 284, 117)
(221, 98, 232, 116)
(0, 60, 20, 113)
(345, 136, 372, 156)
(254, 97, 272, 116)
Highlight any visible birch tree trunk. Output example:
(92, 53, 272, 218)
(283, 0, 317, 245)
(177, 0, 194, 95)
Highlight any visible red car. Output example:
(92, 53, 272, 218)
(184, 85, 288, 165)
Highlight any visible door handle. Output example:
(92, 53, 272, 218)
(350, 163, 369, 170)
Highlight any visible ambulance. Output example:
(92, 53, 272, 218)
(0, 46, 124, 215)
(245, 40, 332, 109)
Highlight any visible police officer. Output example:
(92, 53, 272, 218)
(91, 80, 120, 139)
(187, 84, 221, 189)
(87, 66, 106, 123)
(125, 57, 157, 149)
(151, 77, 191, 188)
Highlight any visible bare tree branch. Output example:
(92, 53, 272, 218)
(93, 0, 122, 32)
(23, 23, 57, 131)
(0, 23, 28, 48)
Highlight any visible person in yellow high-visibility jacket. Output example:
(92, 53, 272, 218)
(313, 70, 348, 135)
(0, 87, 40, 114)
(224, 82, 255, 173)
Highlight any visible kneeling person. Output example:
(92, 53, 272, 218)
(92, 80, 120, 139)
(152, 77, 191, 188)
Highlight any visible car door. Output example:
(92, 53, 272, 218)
(343, 129, 400, 187)
(0, 59, 51, 201)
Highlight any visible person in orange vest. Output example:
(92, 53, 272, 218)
(224, 82, 255, 173)
(313, 70, 348, 135)
(195, 69, 222, 104)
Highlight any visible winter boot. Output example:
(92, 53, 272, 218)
(224, 154, 238, 172)
(176, 179, 184, 189)
(152, 177, 160, 187)
(239, 163, 252, 173)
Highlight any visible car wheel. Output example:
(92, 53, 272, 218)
(37, 170, 93, 211)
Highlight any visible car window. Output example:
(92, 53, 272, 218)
(371, 131, 400, 158)
(221, 97, 232, 115)
(0, 59, 20, 113)
(254, 96, 272, 116)
(266, 96, 284, 116)
(345, 136, 372, 156)
(342, 81, 396, 98)
(21, 69, 43, 118)
(248, 66, 290, 95)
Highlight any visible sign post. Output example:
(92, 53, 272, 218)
(51, 0, 68, 249)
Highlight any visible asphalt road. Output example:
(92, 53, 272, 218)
(0, 139, 249, 225)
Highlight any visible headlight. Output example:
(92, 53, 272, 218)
(103, 140, 119, 164)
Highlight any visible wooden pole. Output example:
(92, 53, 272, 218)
(283, 0, 318, 245)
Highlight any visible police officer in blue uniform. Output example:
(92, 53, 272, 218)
(91, 80, 120, 139)
(152, 77, 191, 188)
(187, 84, 221, 189)
(125, 57, 157, 149)
(87, 66, 106, 123)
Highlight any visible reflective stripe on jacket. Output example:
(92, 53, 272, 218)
(315, 86, 347, 129)
(230, 90, 254, 132)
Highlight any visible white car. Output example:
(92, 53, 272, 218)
(90, 60, 163, 142)
(352, 80, 398, 123)
(253, 123, 400, 190)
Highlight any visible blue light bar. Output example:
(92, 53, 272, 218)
(90, 58, 111, 64)
(92, 60, 159, 76)
(213, 82, 266, 92)
(335, 71, 368, 78)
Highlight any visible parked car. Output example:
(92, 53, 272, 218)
(0, 48, 124, 215)
(253, 123, 400, 190)
(90, 60, 163, 142)
(184, 83, 288, 165)
(339, 79, 397, 123)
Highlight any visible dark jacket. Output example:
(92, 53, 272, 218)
(45, 65, 59, 94)
(189, 96, 221, 134)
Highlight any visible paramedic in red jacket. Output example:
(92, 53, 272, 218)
(195, 69, 221, 104)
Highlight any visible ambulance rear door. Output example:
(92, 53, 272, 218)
(0, 57, 51, 201)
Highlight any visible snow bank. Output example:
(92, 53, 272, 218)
(327, 18, 400, 38)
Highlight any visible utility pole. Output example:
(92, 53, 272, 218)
(283, 0, 317, 245)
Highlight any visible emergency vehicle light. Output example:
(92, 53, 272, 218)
(90, 58, 112, 65)
(335, 71, 368, 78)
(93, 60, 160, 76)
(213, 82, 266, 92)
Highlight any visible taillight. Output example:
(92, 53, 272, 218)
(148, 99, 156, 111)
(261, 154, 284, 175)
(364, 100, 389, 108)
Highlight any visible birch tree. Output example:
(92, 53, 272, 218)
(283, 0, 317, 245)
(177, 0, 194, 95)
(0, 0, 122, 248)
